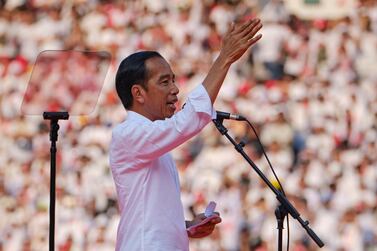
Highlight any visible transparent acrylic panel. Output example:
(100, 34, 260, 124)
(21, 50, 111, 116)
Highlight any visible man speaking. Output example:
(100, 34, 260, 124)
(109, 18, 263, 251)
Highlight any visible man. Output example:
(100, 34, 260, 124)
(109, 18, 262, 251)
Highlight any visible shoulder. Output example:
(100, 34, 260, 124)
(113, 118, 145, 137)
(112, 112, 153, 140)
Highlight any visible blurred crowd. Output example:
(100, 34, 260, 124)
(0, 0, 376, 251)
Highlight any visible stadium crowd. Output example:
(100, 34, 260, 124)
(0, 0, 376, 250)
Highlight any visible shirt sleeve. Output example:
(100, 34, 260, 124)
(110, 84, 216, 169)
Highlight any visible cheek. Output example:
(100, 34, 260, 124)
(139, 96, 145, 104)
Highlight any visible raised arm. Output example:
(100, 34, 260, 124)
(203, 18, 263, 104)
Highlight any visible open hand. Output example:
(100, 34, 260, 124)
(219, 18, 263, 65)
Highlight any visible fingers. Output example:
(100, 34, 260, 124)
(188, 223, 215, 238)
(210, 217, 222, 224)
(233, 19, 254, 34)
(232, 18, 263, 48)
(188, 215, 221, 238)
(247, 33, 263, 46)
(233, 18, 260, 36)
(205, 215, 221, 225)
(244, 21, 262, 41)
(240, 18, 261, 37)
(196, 224, 215, 233)
(218, 18, 262, 64)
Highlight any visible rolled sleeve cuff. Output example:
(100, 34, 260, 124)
(187, 84, 217, 119)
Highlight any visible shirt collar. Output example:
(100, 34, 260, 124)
(126, 110, 152, 123)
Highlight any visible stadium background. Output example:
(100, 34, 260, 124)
(0, 0, 376, 250)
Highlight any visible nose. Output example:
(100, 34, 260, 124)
(171, 82, 179, 95)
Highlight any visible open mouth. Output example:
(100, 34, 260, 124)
(166, 99, 178, 110)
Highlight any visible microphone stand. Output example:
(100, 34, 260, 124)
(43, 111, 69, 251)
(275, 203, 287, 251)
(212, 118, 324, 250)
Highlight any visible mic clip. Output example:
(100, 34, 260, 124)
(215, 110, 246, 121)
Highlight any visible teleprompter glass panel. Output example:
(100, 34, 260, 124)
(21, 50, 111, 116)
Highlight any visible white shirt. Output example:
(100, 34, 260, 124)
(109, 84, 215, 251)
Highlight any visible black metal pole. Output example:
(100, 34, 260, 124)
(49, 120, 58, 251)
(43, 112, 69, 251)
(212, 119, 324, 249)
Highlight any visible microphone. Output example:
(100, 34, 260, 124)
(216, 110, 246, 121)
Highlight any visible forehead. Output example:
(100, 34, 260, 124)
(145, 57, 173, 80)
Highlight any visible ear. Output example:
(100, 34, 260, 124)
(131, 84, 146, 105)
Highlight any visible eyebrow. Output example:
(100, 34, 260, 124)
(158, 73, 175, 81)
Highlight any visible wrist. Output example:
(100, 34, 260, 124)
(216, 53, 232, 68)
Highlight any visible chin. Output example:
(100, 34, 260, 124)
(165, 111, 175, 118)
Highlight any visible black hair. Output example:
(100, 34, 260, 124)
(115, 51, 163, 109)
